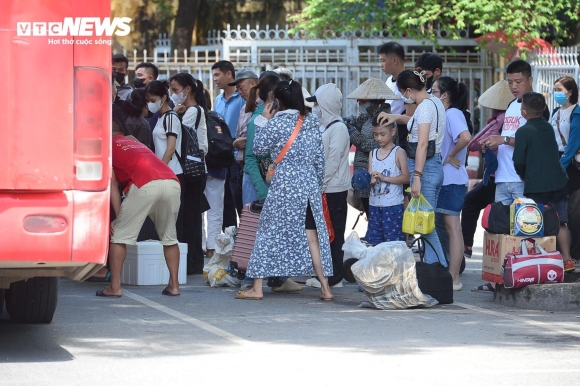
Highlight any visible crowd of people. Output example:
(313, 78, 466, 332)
(96, 41, 579, 299)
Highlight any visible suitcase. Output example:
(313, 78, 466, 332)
(501, 238, 564, 289)
(231, 200, 264, 272)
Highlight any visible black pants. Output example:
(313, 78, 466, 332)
(461, 179, 496, 248)
(361, 197, 370, 219)
(435, 213, 449, 263)
(223, 162, 243, 229)
(178, 174, 209, 275)
(325, 190, 348, 286)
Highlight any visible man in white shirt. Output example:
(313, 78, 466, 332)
(378, 41, 408, 150)
(482, 60, 549, 204)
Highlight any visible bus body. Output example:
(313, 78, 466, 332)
(0, 0, 112, 322)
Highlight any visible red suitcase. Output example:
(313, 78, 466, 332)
(231, 200, 263, 271)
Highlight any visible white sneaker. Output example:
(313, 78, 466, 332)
(305, 278, 343, 288)
(305, 278, 321, 288)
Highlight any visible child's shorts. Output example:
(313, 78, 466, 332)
(365, 204, 405, 246)
(436, 184, 467, 216)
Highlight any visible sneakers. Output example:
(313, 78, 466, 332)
(564, 258, 577, 272)
(305, 278, 343, 288)
(272, 278, 303, 293)
(464, 246, 473, 259)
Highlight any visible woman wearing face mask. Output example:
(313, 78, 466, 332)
(377, 68, 447, 266)
(343, 78, 396, 217)
(431, 77, 471, 290)
(551, 76, 580, 269)
(121, 88, 152, 147)
(145, 80, 209, 276)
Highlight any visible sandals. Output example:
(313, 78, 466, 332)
(235, 290, 263, 300)
(161, 288, 180, 296)
(95, 289, 121, 298)
(471, 282, 495, 293)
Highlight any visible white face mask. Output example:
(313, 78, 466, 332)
(171, 91, 187, 105)
(359, 101, 372, 114)
(402, 90, 414, 104)
(148, 99, 163, 114)
(312, 105, 322, 119)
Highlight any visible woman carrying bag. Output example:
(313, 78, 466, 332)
(377, 68, 447, 265)
(235, 80, 334, 301)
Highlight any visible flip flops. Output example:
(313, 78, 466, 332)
(162, 288, 180, 296)
(95, 289, 121, 298)
(471, 282, 495, 293)
(235, 290, 263, 300)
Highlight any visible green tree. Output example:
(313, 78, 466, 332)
(294, 0, 580, 50)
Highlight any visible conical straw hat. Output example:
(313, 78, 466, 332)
(478, 80, 514, 110)
(346, 77, 401, 100)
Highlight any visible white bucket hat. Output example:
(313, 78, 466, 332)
(346, 77, 401, 100)
(478, 80, 514, 110)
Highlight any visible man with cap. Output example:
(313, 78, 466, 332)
(212, 60, 246, 229)
(230, 68, 259, 164)
(112, 53, 133, 101)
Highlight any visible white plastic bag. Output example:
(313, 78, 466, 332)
(343, 234, 438, 309)
(202, 228, 240, 287)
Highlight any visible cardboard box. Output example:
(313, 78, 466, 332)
(510, 198, 544, 237)
(122, 241, 188, 285)
(482, 232, 556, 284)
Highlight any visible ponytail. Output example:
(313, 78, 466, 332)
(436, 76, 468, 112)
(245, 84, 260, 113)
(246, 74, 281, 114)
(274, 80, 305, 115)
(193, 79, 209, 122)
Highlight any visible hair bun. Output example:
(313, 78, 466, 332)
(412, 67, 427, 84)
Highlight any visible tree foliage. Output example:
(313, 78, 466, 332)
(294, 0, 580, 50)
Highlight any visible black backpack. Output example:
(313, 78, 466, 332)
(205, 111, 235, 169)
(162, 108, 206, 182)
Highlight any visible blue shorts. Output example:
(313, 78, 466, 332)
(436, 184, 467, 216)
(365, 204, 405, 245)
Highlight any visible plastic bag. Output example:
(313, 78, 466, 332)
(343, 232, 438, 309)
(202, 227, 240, 287)
(402, 193, 435, 235)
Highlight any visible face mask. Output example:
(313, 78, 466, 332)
(402, 90, 414, 104)
(134, 77, 145, 89)
(113, 71, 125, 84)
(554, 91, 568, 105)
(426, 76, 434, 91)
(147, 99, 163, 114)
(359, 102, 371, 114)
(171, 91, 187, 105)
(312, 105, 322, 119)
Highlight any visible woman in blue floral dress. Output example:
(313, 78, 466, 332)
(235, 80, 334, 301)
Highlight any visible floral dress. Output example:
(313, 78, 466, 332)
(246, 110, 333, 278)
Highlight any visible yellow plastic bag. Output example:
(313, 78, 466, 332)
(402, 193, 435, 235)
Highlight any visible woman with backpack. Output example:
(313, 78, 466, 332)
(145, 80, 209, 277)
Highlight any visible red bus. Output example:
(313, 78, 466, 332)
(0, 0, 114, 322)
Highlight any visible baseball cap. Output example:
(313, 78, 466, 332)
(228, 68, 258, 86)
(351, 168, 372, 191)
(305, 95, 317, 103)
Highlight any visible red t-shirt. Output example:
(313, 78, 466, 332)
(112, 135, 179, 193)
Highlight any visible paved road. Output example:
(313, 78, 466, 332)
(2, 210, 580, 386)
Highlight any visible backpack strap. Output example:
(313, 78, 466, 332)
(325, 119, 342, 130)
(162, 110, 184, 163)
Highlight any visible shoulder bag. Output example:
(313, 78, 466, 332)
(406, 98, 439, 159)
(265, 115, 304, 183)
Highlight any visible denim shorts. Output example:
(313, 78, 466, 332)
(436, 184, 467, 216)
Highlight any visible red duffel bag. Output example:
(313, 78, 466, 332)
(501, 238, 564, 289)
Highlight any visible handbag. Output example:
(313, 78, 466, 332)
(406, 98, 439, 159)
(402, 193, 435, 235)
(257, 156, 273, 180)
(501, 238, 564, 289)
(322, 192, 335, 243)
(410, 237, 453, 304)
(266, 115, 304, 183)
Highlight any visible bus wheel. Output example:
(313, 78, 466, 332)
(5, 277, 59, 324)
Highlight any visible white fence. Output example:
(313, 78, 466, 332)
(117, 27, 579, 129)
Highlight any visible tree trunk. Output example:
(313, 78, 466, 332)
(172, 0, 201, 55)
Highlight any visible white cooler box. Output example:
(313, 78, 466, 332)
(122, 241, 187, 285)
